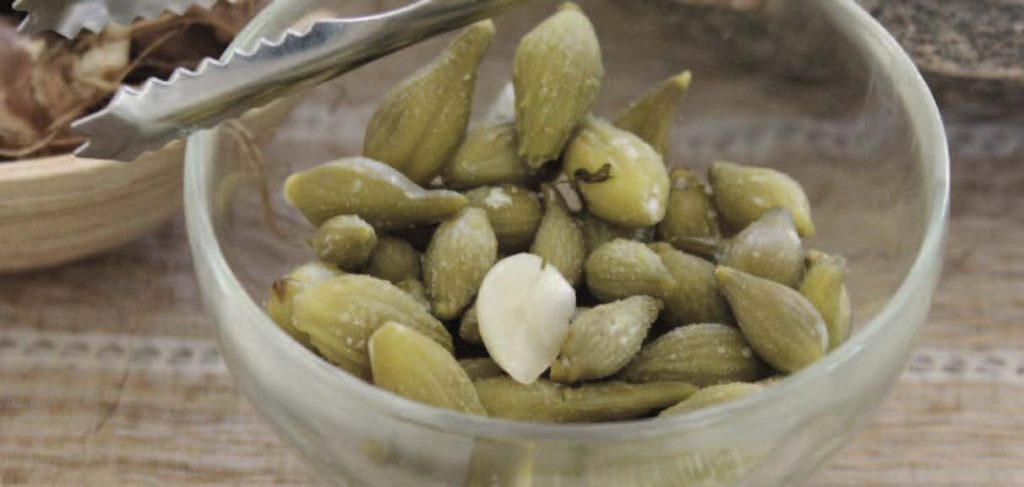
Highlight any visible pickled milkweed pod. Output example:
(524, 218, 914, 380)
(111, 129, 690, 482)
(514, 3, 603, 168)
(283, 157, 468, 228)
(620, 323, 768, 386)
(530, 184, 586, 286)
(720, 207, 805, 288)
(658, 167, 722, 246)
(465, 185, 543, 252)
(564, 117, 670, 228)
(659, 382, 764, 416)
(369, 322, 486, 415)
(585, 239, 676, 302)
(715, 266, 827, 373)
(443, 122, 532, 189)
(265, 261, 344, 345)
(423, 208, 498, 321)
(550, 296, 661, 384)
(292, 275, 453, 380)
(365, 237, 421, 283)
(309, 215, 377, 271)
(615, 71, 692, 158)
(649, 242, 733, 326)
(363, 21, 496, 185)
(474, 377, 697, 422)
(800, 250, 852, 350)
(708, 161, 815, 236)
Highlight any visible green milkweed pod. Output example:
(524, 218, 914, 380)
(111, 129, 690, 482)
(564, 117, 670, 228)
(364, 21, 496, 184)
(615, 71, 692, 158)
(514, 3, 603, 168)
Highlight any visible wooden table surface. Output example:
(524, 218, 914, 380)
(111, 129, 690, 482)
(3, 4, 1024, 485)
(1, 119, 1022, 486)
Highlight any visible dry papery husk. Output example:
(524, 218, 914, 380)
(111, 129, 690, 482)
(0, 0, 259, 160)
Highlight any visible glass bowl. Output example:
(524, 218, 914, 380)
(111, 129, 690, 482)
(184, 0, 949, 485)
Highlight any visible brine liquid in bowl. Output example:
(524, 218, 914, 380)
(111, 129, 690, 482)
(184, 0, 949, 485)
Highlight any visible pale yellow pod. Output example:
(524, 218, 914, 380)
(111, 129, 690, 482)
(459, 357, 506, 381)
(715, 266, 827, 373)
(474, 377, 697, 423)
(620, 323, 768, 386)
(364, 21, 496, 184)
(458, 303, 481, 344)
(514, 3, 603, 168)
(292, 275, 453, 380)
(395, 279, 431, 313)
(708, 161, 815, 236)
(564, 117, 670, 228)
(650, 242, 733, 326)
(265, 261, 343, 345)
(658, 167, 721, 246)
(283, 157, 468, 228)
(551, 296, 662, 384)
(585, 239, 677, 302)
(465, 185, 543, 252)
(424, 208, 499, 320)
(720, 207, 805, 288)
(309, 214, 377, 271)
(365, 237, 421, 283)
(580, 211, 655, 254)
(800, 250, 852, 350)
(614, 71, 692, 158)
(659, 382, 764, 416)
(444, 122, 533, 189)
(369, 322, 486, 415)
(530, 185, 586, 286)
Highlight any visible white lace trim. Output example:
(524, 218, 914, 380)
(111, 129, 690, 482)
(2, 328, 1021, 383)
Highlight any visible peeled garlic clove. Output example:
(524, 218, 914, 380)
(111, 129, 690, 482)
(477, 253, 576, 384)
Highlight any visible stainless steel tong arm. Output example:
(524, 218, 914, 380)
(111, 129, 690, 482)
(73, 0, 529, 161)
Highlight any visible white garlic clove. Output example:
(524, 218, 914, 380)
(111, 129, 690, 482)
(477, 253, 576, 384)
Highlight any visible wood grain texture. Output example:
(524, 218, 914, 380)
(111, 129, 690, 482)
(0, 99, 294, 274)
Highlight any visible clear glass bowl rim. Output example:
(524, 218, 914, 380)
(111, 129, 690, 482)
(184, 0, 951, 443)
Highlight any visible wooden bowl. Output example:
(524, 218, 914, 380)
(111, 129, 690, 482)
(0, 100, 294, 273)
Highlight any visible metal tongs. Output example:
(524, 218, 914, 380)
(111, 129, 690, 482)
(56, 0, 529, 161)
(14, 0, 219, 37)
